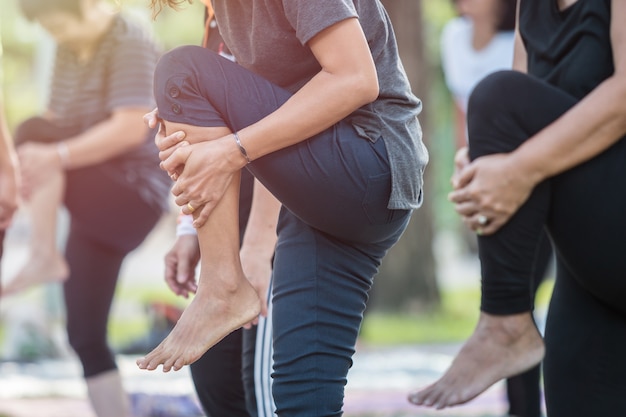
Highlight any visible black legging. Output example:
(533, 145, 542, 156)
(15, 117, 165, 377)
(506, 232, 551, 417)
(63, 166, 162, 377)
(468, 70, 626, 417)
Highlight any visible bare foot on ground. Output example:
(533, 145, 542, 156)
(2, 253, 69, 296)
(408, 311, 544, 409)
(136, 275, 261, 372)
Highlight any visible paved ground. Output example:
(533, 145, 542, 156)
(0, 346, 513, 417)
(0, 211, 534, 417)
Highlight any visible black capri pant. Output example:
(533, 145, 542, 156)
(15, 118, 165, 378)
(468, 70, 626, 417)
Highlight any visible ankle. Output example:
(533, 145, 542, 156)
(477, 311, 539, 342)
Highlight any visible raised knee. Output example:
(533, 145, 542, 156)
(468, 70, 526, 116)
(156, 45, 202, 73)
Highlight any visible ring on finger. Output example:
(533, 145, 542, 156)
(186, 203, 196, 213)
(477, 214, 489, 226)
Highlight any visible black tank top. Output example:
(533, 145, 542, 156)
(519, 0, 613, 99)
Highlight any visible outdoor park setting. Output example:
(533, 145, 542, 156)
(0, 0, 570, 416)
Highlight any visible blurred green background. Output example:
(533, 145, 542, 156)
(0, 0, 554, 355)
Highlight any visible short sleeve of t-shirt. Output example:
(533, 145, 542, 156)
(282, 0, 357, 45)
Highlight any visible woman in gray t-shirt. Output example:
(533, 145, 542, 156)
(139, 1, 427, 415)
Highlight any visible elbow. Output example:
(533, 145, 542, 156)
(363, 78, 380, 104)
(354, 70, 379, 106)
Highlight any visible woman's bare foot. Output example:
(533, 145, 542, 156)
(2, 252, 69, 296)
(136, 272, 261, 372)
(408, 311, 544, 409)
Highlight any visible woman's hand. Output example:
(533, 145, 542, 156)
(144, 108, 188, 179)
(449, 152, 537, 235)
(164, 234, 200, 298)
(163, 136, 242, 228)
(17, 142, 63, 199)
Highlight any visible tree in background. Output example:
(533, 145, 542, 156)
(369, 0, 441, 312)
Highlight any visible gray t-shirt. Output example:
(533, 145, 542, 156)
(214, 0, 428, 209)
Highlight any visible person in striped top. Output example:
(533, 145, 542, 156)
(5, 1, 170, 416)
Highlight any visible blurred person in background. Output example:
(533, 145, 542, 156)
(441, 0, 516, 150)
(3, 1, 170, 416)
(0, 32, 21, 279)
(440, 1, 548, 416)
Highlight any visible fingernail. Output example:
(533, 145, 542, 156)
(176, 131, 186, 139)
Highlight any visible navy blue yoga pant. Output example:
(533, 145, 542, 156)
(154, 45, 411, 416)
(467, 70, 626, 417)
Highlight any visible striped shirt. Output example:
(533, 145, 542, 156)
(49, 14, 170, 212)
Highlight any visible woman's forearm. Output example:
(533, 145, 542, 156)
(60, 107, 152, 169)
(511, 73, 626, 184)
(234, 18, 379, 161)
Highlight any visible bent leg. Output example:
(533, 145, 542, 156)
(152, 47, 412, 414)
(3, 168, 68, 295)
(154, 45, 407, 244)
(410, 71, 576, 409)
(137, 167, 260, 372)
(4, 117, 78, 296)
(189, 170, 256, 416)
(63, 164, 163, 416)
(64, 229, 132, 417)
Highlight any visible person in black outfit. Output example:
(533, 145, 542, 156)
(410, 1, 626, 416)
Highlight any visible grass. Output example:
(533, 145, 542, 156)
(107, 280, 556, 349)
(108, 284, 186, 349)
(360, 287, 481, 345)
(360, 279, 555, 346)
(0, 277, 555, 353)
